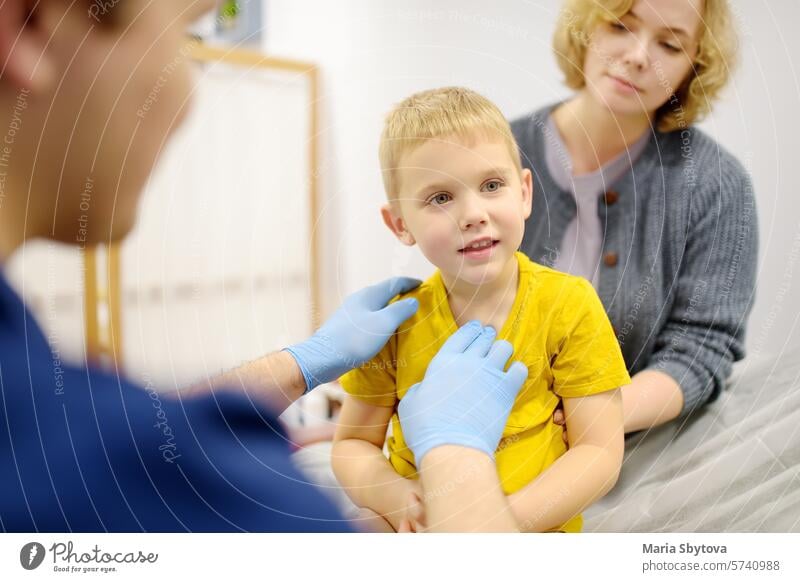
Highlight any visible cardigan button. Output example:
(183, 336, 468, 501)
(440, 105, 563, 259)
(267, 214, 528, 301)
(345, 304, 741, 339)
(603, 252, 619, 267)
(604, 190, 620, 205)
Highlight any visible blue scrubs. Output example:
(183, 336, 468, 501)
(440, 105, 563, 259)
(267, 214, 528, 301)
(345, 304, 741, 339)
(0, 273, 351, 532)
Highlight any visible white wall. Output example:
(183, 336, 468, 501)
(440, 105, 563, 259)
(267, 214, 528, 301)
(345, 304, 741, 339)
(264, 0, 800, 356)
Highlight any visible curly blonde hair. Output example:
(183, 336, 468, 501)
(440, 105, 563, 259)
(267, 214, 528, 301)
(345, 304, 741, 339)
(553, 0, 739, 132)
(379, 87, 521, 200)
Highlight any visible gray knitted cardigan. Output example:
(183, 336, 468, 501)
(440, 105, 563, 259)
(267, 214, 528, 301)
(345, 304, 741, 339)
(512, 105, 759, 416)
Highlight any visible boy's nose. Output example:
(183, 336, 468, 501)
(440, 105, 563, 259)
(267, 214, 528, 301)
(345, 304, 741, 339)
(461, 216, 488, 230)
(459, 201, 490, 230)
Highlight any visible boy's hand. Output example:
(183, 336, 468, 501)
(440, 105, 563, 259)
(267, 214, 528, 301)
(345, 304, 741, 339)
(353, 508, 396, 533)
(398, 490, 427, 533)
(399, 322, 528, 464)
(284, 277, 421, 391)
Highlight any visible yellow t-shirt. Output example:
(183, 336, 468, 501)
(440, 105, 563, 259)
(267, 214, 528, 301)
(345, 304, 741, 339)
(339, 252, 631, 532)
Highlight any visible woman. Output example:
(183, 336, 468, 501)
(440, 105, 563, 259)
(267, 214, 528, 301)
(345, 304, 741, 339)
(513, 0, 758, 433)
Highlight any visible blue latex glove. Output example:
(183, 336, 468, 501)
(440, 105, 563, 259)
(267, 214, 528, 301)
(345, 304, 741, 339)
(284, 277, 421, 392)
(398, 322, 529, 464)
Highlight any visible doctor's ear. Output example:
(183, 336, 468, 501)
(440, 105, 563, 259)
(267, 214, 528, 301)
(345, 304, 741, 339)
(381, 203, 416, 246)
(0, 0, 60, 92)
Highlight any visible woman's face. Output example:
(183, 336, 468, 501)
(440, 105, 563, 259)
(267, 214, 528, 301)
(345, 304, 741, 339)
(582, 0, 704, 119)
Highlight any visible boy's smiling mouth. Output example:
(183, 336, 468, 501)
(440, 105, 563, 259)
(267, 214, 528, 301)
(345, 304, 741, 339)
(458, 236, 500, 259)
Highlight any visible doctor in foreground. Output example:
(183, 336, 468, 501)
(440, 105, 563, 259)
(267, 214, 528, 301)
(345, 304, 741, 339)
(0, 0, 526, 532)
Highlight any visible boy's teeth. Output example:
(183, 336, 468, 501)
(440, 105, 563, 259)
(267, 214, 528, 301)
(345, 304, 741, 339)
(466, 240, 493, 250)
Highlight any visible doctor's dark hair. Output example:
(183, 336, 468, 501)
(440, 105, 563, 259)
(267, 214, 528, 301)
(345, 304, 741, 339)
(379, 87, 522, 201)
(553, 0, 739, 132)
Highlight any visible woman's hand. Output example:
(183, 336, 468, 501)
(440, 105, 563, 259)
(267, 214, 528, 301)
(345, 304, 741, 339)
(553, 404, 569, 446)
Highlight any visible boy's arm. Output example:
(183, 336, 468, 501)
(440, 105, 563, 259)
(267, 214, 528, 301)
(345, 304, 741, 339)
(331, 395, 419, 531)
(507, 388, 624, 532)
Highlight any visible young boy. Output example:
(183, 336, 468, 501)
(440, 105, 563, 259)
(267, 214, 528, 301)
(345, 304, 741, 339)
(332, 87, 630, 532)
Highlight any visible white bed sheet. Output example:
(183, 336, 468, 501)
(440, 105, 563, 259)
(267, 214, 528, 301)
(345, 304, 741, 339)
(584, 346, 800, 532)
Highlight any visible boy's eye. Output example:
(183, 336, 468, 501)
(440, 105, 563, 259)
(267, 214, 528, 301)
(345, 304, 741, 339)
(429, 192, 452, 205)
(482, 179, 504, 193)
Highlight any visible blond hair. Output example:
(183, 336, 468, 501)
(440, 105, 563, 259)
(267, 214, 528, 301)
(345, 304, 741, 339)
(379, 87, 521, 200)
(553, 0, 739, 132)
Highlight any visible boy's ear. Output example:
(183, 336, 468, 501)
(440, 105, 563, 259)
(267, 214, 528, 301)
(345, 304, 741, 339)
(381, 203, 416, 246)
(0, 0, 55, 92)
(520, 168, 533, 220)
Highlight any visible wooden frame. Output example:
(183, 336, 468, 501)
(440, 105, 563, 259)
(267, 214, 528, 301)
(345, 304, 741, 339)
(83, 45, 321, 367)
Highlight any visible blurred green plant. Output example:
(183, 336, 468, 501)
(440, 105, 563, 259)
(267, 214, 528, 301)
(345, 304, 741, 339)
(219, 1, 240, 24)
